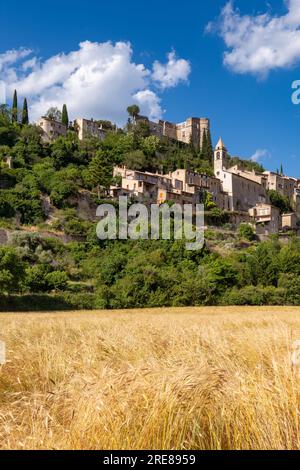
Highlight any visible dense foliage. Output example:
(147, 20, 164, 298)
(1, 232, 300, 310)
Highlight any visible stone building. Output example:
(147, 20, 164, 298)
(227, 164, 268, 189)
(282, 213, 298, 230)
(167, 169, 226, 209)
(111, 167, 172, 203)
(263, 171, 297, 199)
(74, 118, 106, 141)
(214, 138, 267, 212)
(110, 135, 299, 236)
(111, 167, 220, 207)
(249, 203, 281, 235)
(166, 117, 210, 148)
(136, 115, 210, 149)
(38, 117, 67, 142)
(293, 188, 300, 218)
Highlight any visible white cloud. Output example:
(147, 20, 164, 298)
(211, 0, 300, 77)
(152, 51, 191, 89)
(0, 48, 33, 83)
(21, 57, 38, 71)
(133, 90, 163, 121)
(1, 41, 191, 124)
(0, 48, 32, 71)
(250, 148, 271, 162)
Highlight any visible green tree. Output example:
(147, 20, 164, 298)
(278, 274, 300, 304)
(50, 136, 79, 168)
(96, 120, 116, 131)
(199, 129, 213, 164)
(61, 104, 69, 127)
(21, 98, 29, 125)
(201, 129, 207, 157)
(45, 270, 68, 291)
(0, 246, 25, 294)
(238, 223, 255, 241)
(0, 104, 11, 123)
(86, 150, 113, 197)
(268, 190, 292, 214)
(206, 257, 240, 296)
(46, 107, 62, 121)
(122, 150, 148, 170)
(204, 192, 217, 210)
(280, 163, 284, 176)
(140, 136, 160, 157)
(12, 90, 18, 123)
(127, 105, 140, 122)
(206, 128, 214, 163)
(206, 207, 230, 226)
(244, 241, 280, 287)
(25, 264, 52, 292)
(12, 125, 44, 166)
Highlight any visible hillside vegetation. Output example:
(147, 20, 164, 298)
(0, 106, 299, 308)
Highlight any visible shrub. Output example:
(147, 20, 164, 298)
(25, 265, 68, 293)
(222, 285, 286, 305)
(206, 208, 230, 226)
(278, 274, 300, 305)
(45, 271, 68, 291)
(238, 223, 255, 241)
(60, 292, 95, 309)
(0, 246, 26, 294)
(24, 264, 52, 292)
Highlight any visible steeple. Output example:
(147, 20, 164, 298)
(215, 137, 226, 151)
(214, 137, 227, 174)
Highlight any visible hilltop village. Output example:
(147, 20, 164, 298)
(37, 112, 300, 237)
(2, 97, 300, 309)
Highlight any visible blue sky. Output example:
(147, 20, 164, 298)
(1, 0, 300, 176)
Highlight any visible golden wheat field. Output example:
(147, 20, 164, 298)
(1, 306, 300, 450)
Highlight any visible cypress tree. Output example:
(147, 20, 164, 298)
(12, 89, 18, 123)
(206, 128, 214, 164)
(62, 104, 69, 127)
(280, 163, 284, 176)
(21, 98, 29, 125)
(201, 129, 208, 159)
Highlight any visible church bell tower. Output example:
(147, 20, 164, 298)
(214, 137, 227, 174)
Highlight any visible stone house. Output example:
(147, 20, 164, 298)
(249, 203, 281, 235)
(263, 171, 297, 199)
(111, 167, 220, 207)
(38, 117, 67, 142)
(282, 213, 298, 230)
(73, 118, 106, 141)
